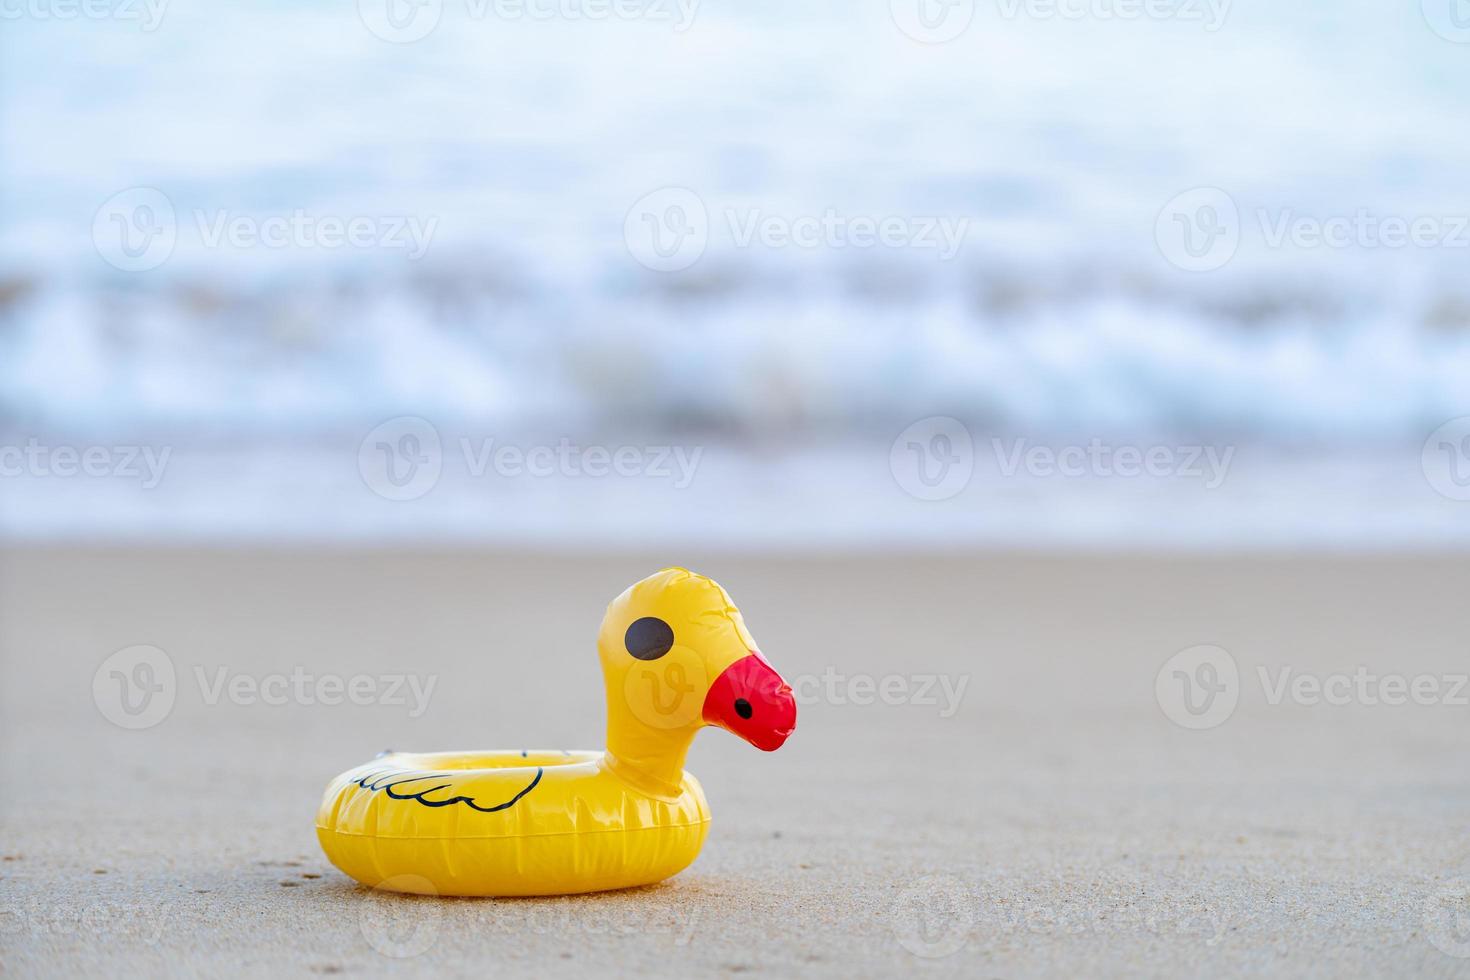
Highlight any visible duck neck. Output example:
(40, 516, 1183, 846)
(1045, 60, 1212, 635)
(602, 721, 698, 801)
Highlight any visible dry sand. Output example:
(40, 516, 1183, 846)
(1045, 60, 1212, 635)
(2, 547, 1468, 978)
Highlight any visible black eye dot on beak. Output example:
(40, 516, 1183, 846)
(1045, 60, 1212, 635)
(734, 698, 753, 720)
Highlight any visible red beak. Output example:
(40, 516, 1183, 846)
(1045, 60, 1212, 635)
(702, 652, 796, 751)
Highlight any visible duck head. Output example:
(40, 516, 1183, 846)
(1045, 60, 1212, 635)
(598, 568, 795, 795)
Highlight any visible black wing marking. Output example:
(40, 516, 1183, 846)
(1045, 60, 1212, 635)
(352, 766, 543, 813)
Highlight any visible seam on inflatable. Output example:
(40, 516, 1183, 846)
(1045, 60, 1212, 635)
(316, 818, 710, 841)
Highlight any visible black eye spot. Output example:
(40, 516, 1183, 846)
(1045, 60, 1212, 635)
(624, 617, 674, 661)
(734, 698, 753, 720)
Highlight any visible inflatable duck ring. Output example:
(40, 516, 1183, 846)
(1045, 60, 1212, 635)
(316, 568, 796, 896)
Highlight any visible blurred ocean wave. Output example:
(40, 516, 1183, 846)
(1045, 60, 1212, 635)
(2, 0, 1469, 544)
(5, 252, 1469, 445)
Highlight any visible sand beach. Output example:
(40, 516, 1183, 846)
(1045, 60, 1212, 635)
(2, 547, 1467, 977)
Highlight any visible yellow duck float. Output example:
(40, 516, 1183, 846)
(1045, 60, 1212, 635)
(316, 568, 796, 896)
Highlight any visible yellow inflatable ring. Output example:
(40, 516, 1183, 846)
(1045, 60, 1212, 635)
(316, 569, 796, 897)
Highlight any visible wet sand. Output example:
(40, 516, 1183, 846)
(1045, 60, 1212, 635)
(1, 547, 1467, 978)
